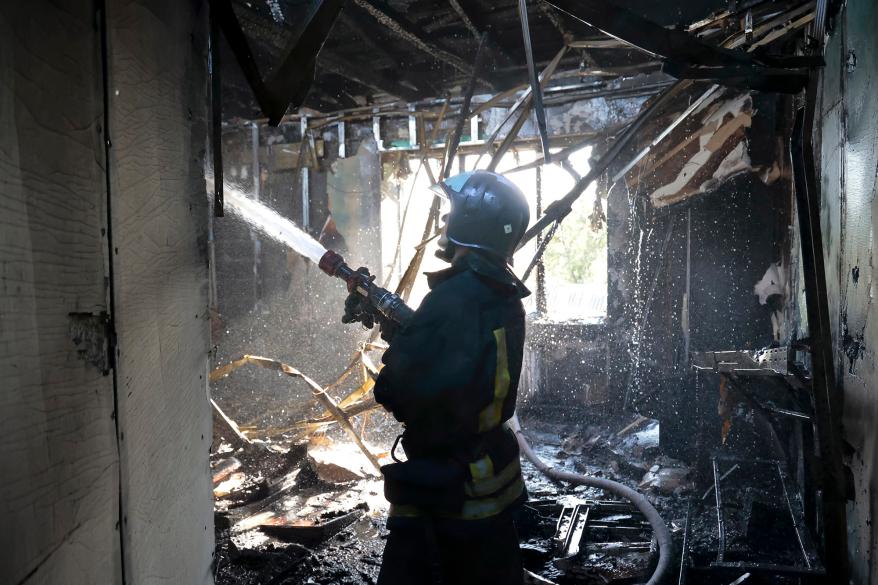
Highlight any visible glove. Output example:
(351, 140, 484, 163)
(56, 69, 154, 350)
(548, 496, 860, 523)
(341, 268, 378, 329)
(340, 268, 403, 342)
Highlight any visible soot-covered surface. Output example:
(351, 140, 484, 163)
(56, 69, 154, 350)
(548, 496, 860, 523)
(212, 411, 689, 585)
(212, 408, 814, 584)
(212, 437, 390, 585)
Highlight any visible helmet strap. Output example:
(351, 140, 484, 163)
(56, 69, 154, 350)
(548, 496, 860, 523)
(435, 242, 456, 263)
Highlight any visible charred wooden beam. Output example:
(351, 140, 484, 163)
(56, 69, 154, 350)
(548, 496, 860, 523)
(538, 0, 574, 44)
(351, 0, 478, 79)
(337, 13, 440, 97)
(542, 0, 810, 93)
(447, 0, 516, 68)
(318, 52, 421, 102)
(448, 0, 481, 38)
(543, 0, 752, 67)
(534, 0, 604, 71)
(210, 0, 272, 115)
(262, 0, 345, 123)
(567, 38, 629, 49)
(666, 62, 808, 93)
(311, 73, 360, 111)
(210, 0, 344, 125)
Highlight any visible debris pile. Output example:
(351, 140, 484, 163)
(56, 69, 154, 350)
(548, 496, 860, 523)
(209, 345, 399, 585)
(212, 436, 390, 585)
(514, 412, 687, 584)
(211, 390, 820, 584)
(209, 404, 684, 585)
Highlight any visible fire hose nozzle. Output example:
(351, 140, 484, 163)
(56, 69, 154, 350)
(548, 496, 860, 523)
(318, 249, 346, 278)
(318, 249, 414, 326)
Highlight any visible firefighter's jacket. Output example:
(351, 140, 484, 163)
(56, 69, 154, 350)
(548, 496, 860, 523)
(374, 252, 529, 521)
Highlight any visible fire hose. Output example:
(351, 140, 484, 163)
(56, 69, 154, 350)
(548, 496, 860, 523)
(319, 249, 672, 585)
(507, 414, 673, 585)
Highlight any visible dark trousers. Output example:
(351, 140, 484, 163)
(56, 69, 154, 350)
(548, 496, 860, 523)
(377, 511, 524, 585)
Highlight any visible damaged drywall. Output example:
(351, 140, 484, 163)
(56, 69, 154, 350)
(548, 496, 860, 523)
(632, 91, 759, 207)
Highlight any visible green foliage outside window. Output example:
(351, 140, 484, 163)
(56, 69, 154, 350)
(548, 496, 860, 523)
(542, 197, 607, 286)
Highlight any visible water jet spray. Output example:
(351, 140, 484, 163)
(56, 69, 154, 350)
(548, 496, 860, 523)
(211, 181, 413, 327)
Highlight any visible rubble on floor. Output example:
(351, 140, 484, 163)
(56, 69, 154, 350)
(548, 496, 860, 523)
(212, 410, 684, 585)
(307, 438, 382, 484)
(212, 435, 391, 585)
(211, 408, 813, 584)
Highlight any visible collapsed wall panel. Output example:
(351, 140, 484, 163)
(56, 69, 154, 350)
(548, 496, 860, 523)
(105, 1, 214, 583)
(0, 4, 122, 584)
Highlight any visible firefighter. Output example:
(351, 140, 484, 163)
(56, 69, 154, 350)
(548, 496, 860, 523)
(343, 170, 531, 584)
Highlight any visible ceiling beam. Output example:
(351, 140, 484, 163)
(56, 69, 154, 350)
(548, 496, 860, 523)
(537, 0, 574, 44)
(447, 0, 516, 68)
(350, 0, 477, 79)
(543, 0, 754, 67)
(542, 0, 810, 92)
(337, 12, 440, 97)
(318, 52, 422, 102)
(448, 0, 481, 38)
(211, 0, 346, 124)
(535, 3, 601, 67)
(312, 73, 361, 110)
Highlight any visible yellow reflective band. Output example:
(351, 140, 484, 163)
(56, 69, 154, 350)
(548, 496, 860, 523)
(468, 455, 495, 481)
(386, 475, 525, 521)
(458, 476, 525, 520)
(478, 328, 511, 432)
(465, 457, 521, 498)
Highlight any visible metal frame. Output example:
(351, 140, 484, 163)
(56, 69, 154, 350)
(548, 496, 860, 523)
(552, 499, 652, 562)
(542, 0, 810, 93)
(518, 0, 551, 162)
(709, 456, 824, 577)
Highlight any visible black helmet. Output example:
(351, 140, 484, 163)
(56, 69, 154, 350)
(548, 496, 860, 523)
(432, 171, 530, 263)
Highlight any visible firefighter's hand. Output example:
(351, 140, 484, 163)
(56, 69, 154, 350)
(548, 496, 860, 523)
(341, 268, 377, 329)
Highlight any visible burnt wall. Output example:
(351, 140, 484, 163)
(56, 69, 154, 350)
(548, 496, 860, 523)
(814, 3, 878, 582)
(607, 171, 790, 453)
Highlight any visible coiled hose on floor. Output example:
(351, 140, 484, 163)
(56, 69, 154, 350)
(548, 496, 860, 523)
(508, 414, 673, 585)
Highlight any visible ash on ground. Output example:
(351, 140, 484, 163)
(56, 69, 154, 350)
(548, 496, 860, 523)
(211, 410, 700, 585)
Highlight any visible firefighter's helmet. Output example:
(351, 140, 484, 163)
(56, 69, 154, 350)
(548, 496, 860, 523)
(431, 171, 530, 263)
